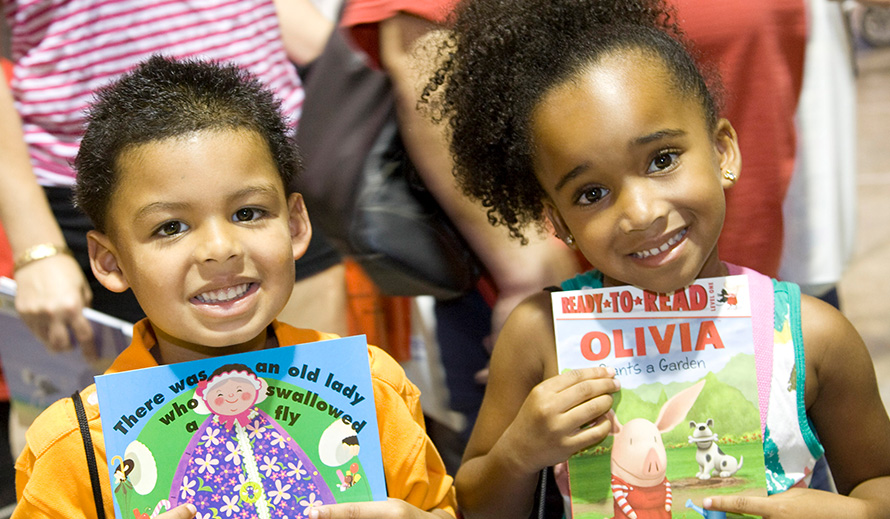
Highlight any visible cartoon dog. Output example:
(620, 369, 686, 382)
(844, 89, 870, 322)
(688, 419, 743, 479)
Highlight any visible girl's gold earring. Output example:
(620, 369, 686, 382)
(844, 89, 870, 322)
(723, 169, 738, 182)
(565, 235, 575, 247)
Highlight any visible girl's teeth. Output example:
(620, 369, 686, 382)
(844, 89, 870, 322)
(633, 229, 687, 259)
(196, 283, 250, 303)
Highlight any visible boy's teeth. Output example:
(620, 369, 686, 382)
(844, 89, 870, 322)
(632, 229, 687, 259)
(196, 283, 250, 303)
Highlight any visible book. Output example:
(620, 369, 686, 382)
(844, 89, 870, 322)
(95, 334, 387, 519)
(0, 276, 131, 421)
(552, 275, 766, 519)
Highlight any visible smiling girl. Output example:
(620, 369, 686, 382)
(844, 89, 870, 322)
(424, 0, 890, 517)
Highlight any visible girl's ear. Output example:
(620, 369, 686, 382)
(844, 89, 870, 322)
(87, 230, 130, 293)
(544, 199, 577, 250)
(287, 193, 313, 260)
(714, 118, 742, 189)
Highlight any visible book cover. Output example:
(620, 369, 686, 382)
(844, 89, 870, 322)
(552, 275, 766, 519)
(95, 334, 387, 519)
(0, 276, 131, 421)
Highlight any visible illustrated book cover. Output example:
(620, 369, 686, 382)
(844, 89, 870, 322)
(552, 275, 766, 519)
(0, 276, 131, 420)
(95, 334, 387, 519)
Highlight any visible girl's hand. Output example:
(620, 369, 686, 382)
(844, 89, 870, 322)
(497, 366, 619, 474)
(703, 488, 872, 519)
(307, 498, 454, 519)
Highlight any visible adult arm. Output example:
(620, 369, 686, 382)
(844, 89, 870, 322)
(273, 0, 335, 66)
(377, 13, 579, 341)
(0, 60, 95, 354)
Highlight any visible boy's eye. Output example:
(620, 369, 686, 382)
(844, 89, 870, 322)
(156, 221, 188, 237)
(648, 152, 679, 173)
(233, 208, 265, 222)
(577, 186, 609, 206)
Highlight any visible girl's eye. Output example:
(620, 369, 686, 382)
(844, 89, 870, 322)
(156, 221, 188, 237)
(648, 151, 680, 173)
(233, 207, 265, 222)
(577, 186, 609, 206)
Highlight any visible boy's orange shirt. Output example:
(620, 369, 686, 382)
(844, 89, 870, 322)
(14, 319, 457, 518)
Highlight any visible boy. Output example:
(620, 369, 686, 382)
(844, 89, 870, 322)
(13, 56, 457, 519)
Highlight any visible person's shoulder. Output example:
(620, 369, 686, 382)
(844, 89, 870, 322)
(500, 291, 557, 347)
(490, 290, 560, 385)
(24, 385, 100, 459)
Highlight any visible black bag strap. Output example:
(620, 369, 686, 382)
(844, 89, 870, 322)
(72, 390, 107, 519)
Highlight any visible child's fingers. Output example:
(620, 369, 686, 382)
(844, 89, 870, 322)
(308, 499, 413, 519)
(562, 392, 614, 430)
(155, 504, 197, 519)
(703, 495, 773, 517)
(554, 374, 620, 411)
(566, 407, 614, 449)
(543, 366, 616, 393)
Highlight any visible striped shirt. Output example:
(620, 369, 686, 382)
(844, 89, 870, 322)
(5, 0, 304, 186)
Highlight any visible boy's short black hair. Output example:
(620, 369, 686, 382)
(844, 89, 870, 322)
(423, 0, 722, 243)
(74, 55, 302, 233)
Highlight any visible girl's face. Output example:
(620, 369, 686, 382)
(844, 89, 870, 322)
(533, 52, 741, 294)
(207, 377, 257, 417)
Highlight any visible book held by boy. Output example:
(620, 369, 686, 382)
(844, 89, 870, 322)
(552, 275, 766, 519)
(95, 334, 387, 519)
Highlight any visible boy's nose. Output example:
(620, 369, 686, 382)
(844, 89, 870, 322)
(195, 221, 242, 262)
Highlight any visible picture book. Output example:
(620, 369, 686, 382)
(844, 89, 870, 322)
(0, 276, 131, 421)
(552, 275, 766, 519)
(95, 334, 387, 519)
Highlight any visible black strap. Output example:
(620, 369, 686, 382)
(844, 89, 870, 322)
(72, 390, 107, 519)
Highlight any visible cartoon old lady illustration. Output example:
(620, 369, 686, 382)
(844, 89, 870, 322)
(168, 364, 334, 518)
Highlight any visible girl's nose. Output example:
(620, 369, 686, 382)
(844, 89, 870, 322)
(617, 181, 661, 233)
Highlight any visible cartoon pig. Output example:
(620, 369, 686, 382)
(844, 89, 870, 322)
(607, 380, 705, 519)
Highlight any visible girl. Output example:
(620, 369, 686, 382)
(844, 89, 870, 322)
(424, 0, 890, 517)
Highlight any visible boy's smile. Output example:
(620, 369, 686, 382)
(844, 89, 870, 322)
(87, 129, 310, 361)
(532, 51, 740, 294)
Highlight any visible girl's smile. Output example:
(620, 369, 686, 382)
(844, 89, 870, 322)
(533, 51, 741, 294)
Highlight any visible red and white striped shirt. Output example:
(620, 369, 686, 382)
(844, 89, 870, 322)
(4, 0, 304, 186)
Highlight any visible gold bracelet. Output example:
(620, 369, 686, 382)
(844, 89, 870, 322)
(13, 243, 74, 272)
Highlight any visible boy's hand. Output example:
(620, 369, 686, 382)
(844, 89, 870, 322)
(498, 366, 618, 474)
(703, 488, 871, 519)
(155, 504, 197, 519)
(307, 498, 454, 519)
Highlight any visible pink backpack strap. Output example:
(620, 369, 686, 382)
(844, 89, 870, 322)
(726, 263, 773, 435)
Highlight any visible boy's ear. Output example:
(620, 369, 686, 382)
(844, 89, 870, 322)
(543, 199, 577, 250)
(714, 118, 742, 189)
(87, 230, 130, 293)
(287, 193, 312, 260)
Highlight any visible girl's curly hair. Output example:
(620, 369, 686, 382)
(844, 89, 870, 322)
(423, 0, 721, 243)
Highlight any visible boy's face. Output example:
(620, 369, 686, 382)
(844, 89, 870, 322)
(88, 129, 310, 356)
(533, 53, 740, 294)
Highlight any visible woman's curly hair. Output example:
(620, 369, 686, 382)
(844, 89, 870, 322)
(423, 0, 721, 243)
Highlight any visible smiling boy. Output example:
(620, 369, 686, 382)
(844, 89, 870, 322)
(13, 56, 456, 519)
